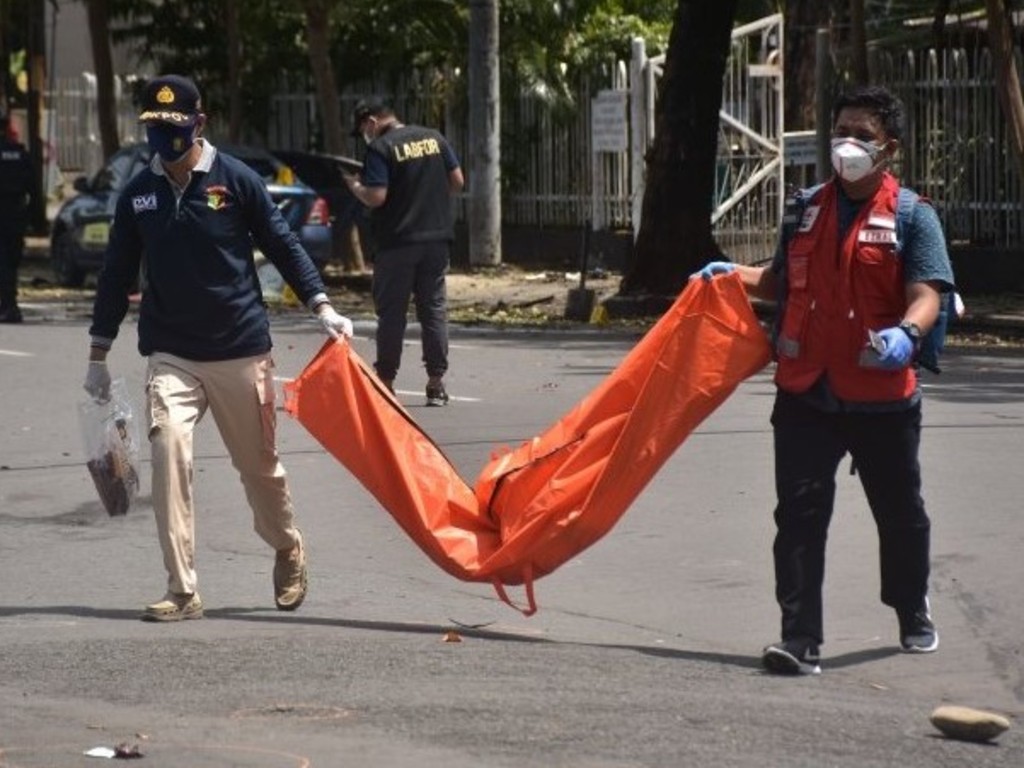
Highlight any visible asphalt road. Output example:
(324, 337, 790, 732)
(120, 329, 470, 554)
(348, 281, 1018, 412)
(0, 303, 1021, 767)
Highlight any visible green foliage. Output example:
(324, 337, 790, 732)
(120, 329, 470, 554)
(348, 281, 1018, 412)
(100, 0, 681, 140)
(327, 0, 467, 86)
(109, 0, 309, 142)
(499, 0, 673, 111)
(574, 10, 672, 69)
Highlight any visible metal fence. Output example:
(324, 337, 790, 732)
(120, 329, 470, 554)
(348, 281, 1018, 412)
(46, 73, 145, 179)
(268, 66, 631, 231)
(44, 43, 1022, 249)
(872, 46, 1023, 248)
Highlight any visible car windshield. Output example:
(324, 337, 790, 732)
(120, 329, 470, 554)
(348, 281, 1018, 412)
(221, 146, 300, 187)
(237, 156, 278, 181)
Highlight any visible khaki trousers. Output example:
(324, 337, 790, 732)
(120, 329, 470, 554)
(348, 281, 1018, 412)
(145, 352, 299, 595)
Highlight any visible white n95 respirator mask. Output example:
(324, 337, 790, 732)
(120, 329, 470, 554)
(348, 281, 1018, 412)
(830, 137, 883, 182)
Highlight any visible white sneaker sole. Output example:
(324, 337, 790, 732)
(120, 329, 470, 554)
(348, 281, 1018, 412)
(762, 646, 821, 675)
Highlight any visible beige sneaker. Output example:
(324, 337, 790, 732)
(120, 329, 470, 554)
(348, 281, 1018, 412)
(141, 592, 203, 622)
(274, 530, 308, 611)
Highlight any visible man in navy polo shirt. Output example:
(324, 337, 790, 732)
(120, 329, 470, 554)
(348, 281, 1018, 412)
(344, 98, 464, 406)
(83, 74, 354, 622)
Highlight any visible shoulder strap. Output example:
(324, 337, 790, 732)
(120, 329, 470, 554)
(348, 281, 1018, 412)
(896, 186, 952, 374)
(781, 183, 826, 249)
(895, 187, 920, 254)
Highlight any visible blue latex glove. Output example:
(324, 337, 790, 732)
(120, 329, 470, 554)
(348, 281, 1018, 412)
(874, 326, 915, 369)
(693, 261, 736, 281)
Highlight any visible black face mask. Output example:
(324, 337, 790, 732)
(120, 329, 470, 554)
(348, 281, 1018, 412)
(146, 123, 195, 162)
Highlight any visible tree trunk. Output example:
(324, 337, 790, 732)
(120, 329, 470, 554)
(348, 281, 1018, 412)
(618, 0, 738, 298)
(848, 0, 868, 84)
(85, 0, 119, 160)
(26, 0, 46, 233)
(302, 0, 365, 273)
(984, 0, 1024, 188)
(224, 0, 242, 143)
(931, 0, 951, 48)
(784, 1, 832, 130)
(468, 0, 501, 266)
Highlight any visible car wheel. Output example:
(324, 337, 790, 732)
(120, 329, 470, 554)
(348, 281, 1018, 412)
(52, 230, 86, 288)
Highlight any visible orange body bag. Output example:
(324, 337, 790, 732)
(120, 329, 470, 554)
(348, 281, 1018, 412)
(283, 275, 771, 613)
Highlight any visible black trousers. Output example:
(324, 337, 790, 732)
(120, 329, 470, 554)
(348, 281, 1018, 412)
(770, 389, 931, 645)
(371, 241, 449, 382)
(0, 226, 25, 308)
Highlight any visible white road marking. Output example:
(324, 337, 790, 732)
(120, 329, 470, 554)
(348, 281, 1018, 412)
(0, 349, 33, 357)
(394, 389, 482, 403)
(272, 375, 481, 403)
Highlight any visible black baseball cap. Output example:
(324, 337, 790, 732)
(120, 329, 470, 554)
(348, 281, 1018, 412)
(350, 97, 390, 137)
(138, 75, 203, 126)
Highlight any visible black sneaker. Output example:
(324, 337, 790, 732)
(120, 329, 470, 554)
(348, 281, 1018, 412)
(762, 637, 821, 675)
(425, 381, 449, 407)
(898, 598, 939, 653)
(0, 305, 23, 324)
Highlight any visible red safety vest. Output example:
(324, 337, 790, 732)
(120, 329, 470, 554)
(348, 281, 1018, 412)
(775, 173, 917, 402)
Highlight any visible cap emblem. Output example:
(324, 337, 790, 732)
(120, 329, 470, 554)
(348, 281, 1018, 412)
(156, 86, 175, 105)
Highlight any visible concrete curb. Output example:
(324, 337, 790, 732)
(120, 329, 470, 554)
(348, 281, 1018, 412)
(20, 241, 1024, 337)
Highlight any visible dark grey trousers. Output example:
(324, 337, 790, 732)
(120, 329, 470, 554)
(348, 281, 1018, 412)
(372, 241, 450, 381)
(0, 228, 25, 308)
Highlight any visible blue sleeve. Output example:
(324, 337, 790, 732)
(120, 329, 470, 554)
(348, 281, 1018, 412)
(902, 201, 955, 290)
(361, 146, 389, 187)
(362, 147, 389, 189)
(441, 139, 459, 171)
(241, 169, 326, 303)
(88, 186, 144, 344)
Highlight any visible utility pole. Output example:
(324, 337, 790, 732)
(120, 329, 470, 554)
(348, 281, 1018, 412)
(467, 0, 501, 266)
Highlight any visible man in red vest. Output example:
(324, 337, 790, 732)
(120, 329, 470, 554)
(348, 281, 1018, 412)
(697, 85, 955, 675)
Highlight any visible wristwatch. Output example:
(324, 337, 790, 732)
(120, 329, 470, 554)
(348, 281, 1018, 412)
(899, 320, 923, 350)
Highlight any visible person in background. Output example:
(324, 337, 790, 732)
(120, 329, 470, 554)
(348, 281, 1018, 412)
(83, 75, 354, 621)
(0, 113, 33, 324)
(343, 98, 464, 406)
(697, 85, 954, 674)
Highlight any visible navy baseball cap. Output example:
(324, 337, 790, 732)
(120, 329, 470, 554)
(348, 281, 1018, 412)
(350, 97, 390, 137)
(138, 75, 203, 126)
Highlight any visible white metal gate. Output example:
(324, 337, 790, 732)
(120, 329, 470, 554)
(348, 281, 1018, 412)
(633, 13, 784, 265)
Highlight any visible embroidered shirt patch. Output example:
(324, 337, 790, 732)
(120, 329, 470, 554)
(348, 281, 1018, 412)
(132, 193, 158, 213)
(858, 229, 898, 244)
(205, 185, 233, 211)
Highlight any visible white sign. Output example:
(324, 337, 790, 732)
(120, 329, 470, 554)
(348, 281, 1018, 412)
(591, 90, 628, 153)
(783, 130, 818, 166)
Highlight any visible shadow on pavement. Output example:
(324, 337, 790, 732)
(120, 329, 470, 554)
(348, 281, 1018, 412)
(0, 604, 904, 674)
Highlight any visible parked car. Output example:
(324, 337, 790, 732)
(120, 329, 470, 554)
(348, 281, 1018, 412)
(50, 143, 332, 287)
(270, 149, 366, 232)
(270, 148, 371, 261)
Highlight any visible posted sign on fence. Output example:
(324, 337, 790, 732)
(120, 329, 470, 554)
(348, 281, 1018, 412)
(591, 90, 628, 153)
(590, 89, 628, 231)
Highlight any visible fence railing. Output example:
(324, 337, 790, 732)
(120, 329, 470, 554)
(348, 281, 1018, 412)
(269, 67, 632, 231)
(44, 42, 1022, 249)
(46, 74, 145, 179)
(872, 45, 1023, 248)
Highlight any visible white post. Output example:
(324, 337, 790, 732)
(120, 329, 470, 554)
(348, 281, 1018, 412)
(629, 36, 646, 242)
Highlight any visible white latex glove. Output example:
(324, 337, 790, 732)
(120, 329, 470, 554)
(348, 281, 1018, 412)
(317, 305, 354, 339)
(84, 360, 112, 401)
